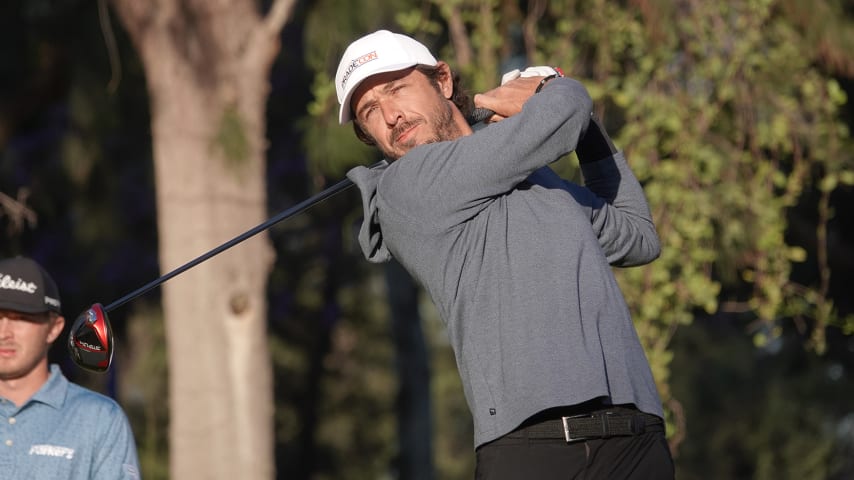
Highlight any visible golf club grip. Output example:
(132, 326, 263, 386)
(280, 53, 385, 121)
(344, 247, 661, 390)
(103, 163, 384, 313)
(468, 107, 495, 125)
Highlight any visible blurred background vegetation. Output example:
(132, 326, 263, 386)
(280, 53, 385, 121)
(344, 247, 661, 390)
(2, 0, 853, 479)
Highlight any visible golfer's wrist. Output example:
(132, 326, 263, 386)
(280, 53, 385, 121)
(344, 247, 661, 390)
(534, 67, 564, 93)
(535, 74, 559, 93)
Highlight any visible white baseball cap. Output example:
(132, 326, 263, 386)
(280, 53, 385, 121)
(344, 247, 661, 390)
(336, 30, 438, 124)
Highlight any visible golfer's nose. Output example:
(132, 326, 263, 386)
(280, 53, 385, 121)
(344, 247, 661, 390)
(381, 100, 404, 126)
(0, 316, 13, 339)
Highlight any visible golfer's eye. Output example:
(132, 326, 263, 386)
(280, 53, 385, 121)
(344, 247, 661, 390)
(0, 311, 46, 323)
(0, 311, 22, 321)
(360, 103, 378, 122)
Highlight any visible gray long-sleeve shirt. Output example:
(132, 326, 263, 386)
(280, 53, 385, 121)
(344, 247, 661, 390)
(347, 77, 663, 448)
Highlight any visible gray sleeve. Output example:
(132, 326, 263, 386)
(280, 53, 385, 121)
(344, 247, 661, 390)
(580, 152, 661, 266)
(347, 163, 393, 263)
(381, 78, 594, 229)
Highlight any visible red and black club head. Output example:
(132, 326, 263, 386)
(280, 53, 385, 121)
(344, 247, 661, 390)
(67, 303, 114, 373)
(62, 165, 378, 374)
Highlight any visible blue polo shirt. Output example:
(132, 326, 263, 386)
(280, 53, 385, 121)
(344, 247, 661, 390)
(0, 365, 140, 479)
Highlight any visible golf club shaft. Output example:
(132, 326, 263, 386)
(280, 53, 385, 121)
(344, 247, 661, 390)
(103, 174, 360, 313)
(100, 109, 497, 314)
(71, 109, 496, 374)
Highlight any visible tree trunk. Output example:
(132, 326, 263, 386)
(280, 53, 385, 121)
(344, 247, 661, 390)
(109, 1, 294, 478)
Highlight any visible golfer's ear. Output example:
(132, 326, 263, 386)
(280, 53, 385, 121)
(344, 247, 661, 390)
(48, 314, 65, 344)
(436, 61, 454, 99)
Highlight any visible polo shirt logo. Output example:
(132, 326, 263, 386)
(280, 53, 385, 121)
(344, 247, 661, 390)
(29, 444, 75, 460)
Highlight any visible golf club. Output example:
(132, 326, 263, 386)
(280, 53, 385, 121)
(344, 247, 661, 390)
(68, 108, 496, 373)
(67, 171, 365, 372)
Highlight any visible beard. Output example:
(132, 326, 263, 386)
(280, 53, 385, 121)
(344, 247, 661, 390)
(380, 100, 463, 161)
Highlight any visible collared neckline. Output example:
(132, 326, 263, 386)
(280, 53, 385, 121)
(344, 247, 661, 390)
(21, 364, 68, 411)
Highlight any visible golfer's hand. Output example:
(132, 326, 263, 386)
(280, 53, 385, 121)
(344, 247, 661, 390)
(473, 76, 547, 123)
(474, 66, 565, 123)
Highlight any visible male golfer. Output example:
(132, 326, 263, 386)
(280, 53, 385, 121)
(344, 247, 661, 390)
(0, 256, 140, 479)
(338, 30, 674, 478)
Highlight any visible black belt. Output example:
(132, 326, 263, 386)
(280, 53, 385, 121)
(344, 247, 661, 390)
(511, 408, 664, 443)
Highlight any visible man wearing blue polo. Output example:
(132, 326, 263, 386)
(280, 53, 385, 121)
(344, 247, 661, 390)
(0, 256, 140, 479)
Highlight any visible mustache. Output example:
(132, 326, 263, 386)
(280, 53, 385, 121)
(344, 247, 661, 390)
(391, 119, 423, 145)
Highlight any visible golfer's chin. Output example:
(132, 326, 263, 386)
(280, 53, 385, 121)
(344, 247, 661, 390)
(383, 141, 418, 161)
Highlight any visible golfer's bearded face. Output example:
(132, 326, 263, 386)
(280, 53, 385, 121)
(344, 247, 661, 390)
(352, 67, 462, 161)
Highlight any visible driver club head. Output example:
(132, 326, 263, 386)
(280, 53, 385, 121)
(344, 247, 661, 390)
(67, 303, 114, 373)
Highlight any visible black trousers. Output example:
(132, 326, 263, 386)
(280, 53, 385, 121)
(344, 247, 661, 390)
(474, 405, 675, 480)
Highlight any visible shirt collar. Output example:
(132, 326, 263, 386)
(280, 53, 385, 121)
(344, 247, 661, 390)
(28, 364, 69, 410)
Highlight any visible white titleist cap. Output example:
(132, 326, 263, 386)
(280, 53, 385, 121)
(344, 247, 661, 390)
(336, 30, 437, 124)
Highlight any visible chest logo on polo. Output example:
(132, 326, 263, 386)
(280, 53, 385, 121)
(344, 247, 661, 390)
(29, 444, 75, 459)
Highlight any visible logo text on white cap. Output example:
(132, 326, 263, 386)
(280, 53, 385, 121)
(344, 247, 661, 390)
(341, 51, 379, 91)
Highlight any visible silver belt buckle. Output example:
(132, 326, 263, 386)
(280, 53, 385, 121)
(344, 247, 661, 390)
(561, 414, 588, 443)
